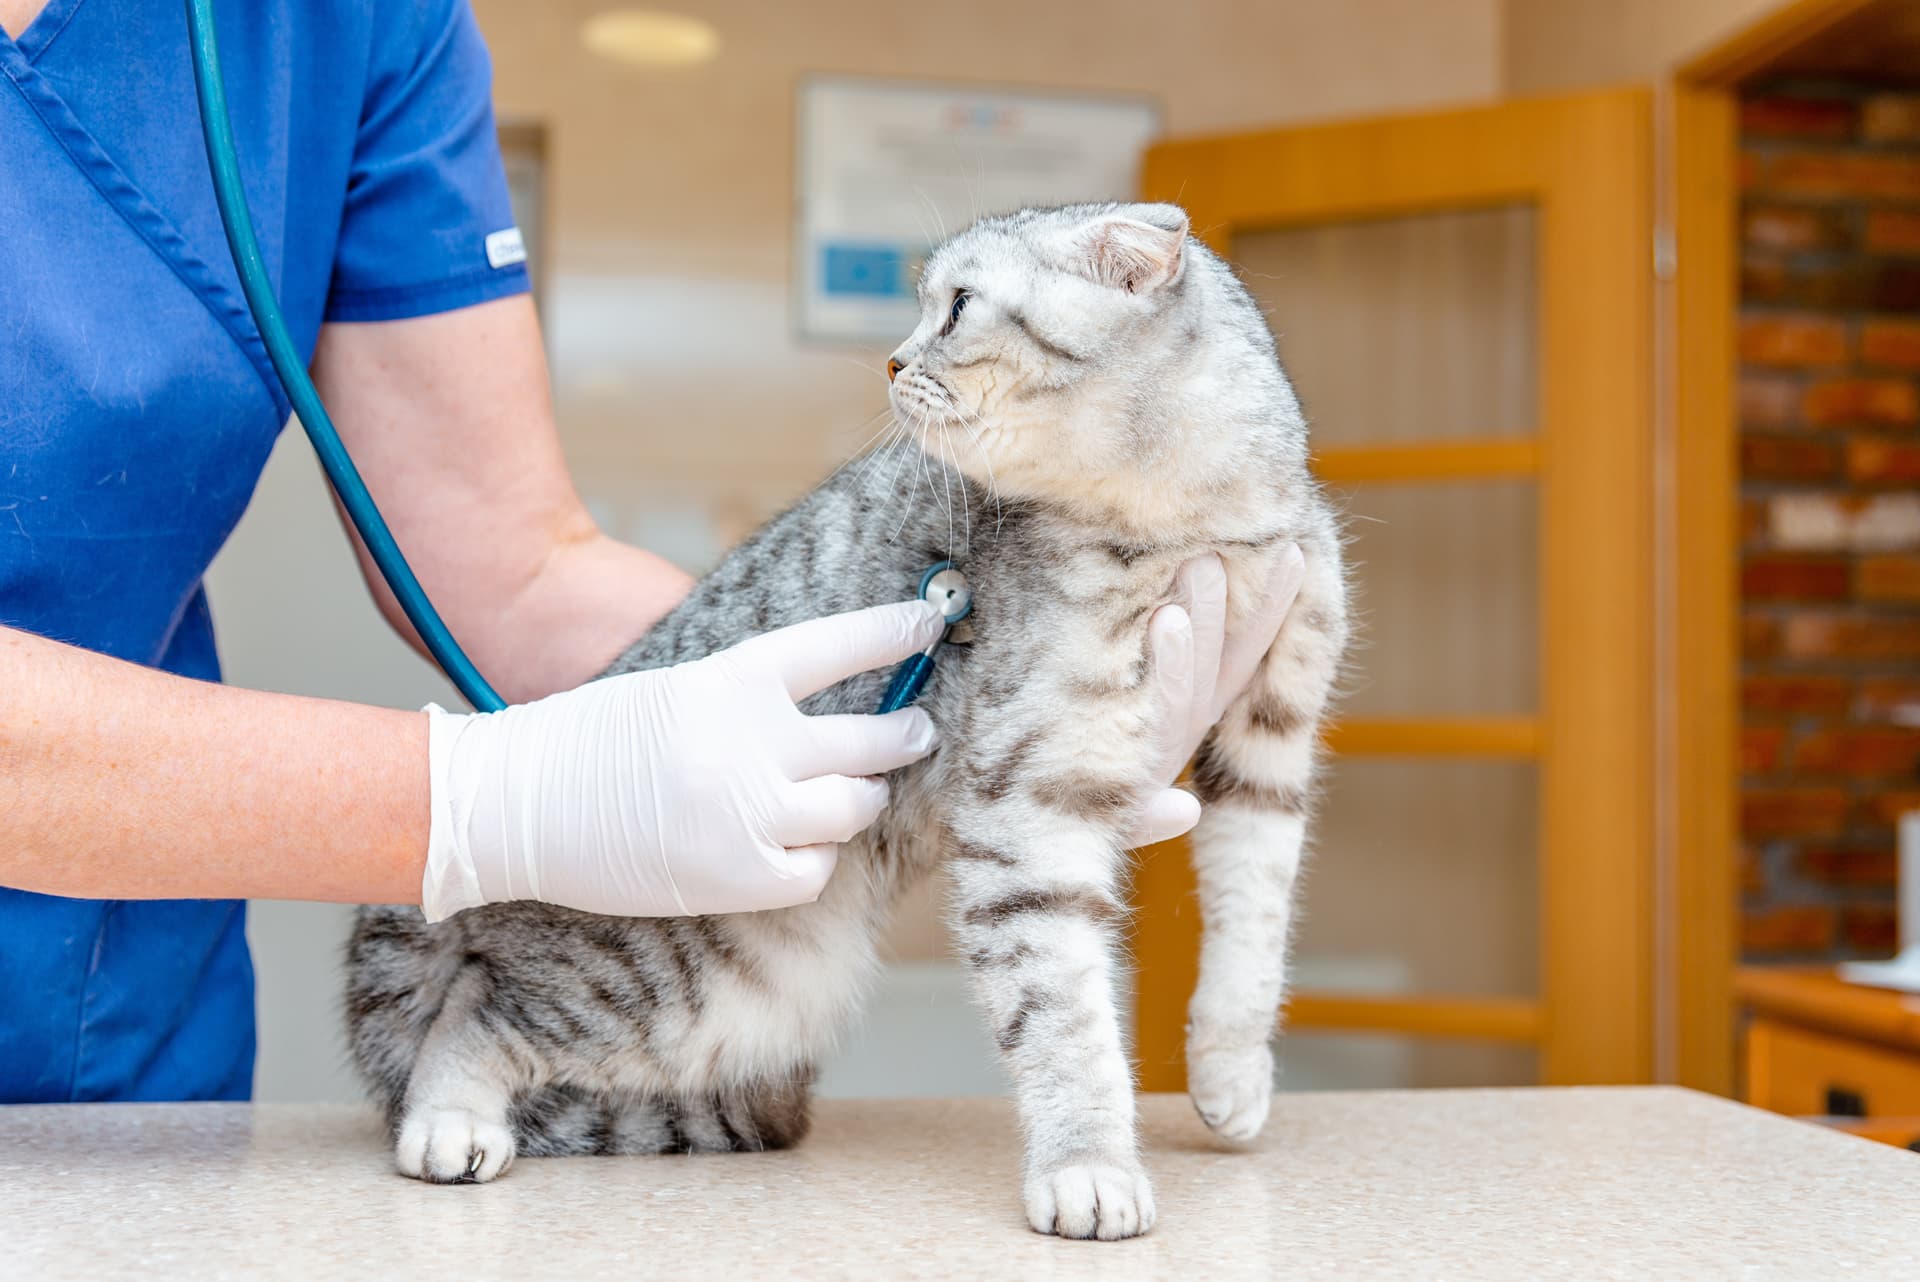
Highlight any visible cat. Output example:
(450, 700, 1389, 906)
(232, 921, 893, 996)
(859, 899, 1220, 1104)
(346, 200, 1348, 1241)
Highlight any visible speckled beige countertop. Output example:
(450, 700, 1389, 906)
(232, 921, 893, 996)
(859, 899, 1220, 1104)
(2, 1088, 1915, 1280)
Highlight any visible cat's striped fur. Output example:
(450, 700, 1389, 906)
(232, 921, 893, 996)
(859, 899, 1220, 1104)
(346, 202, 1347, 1239)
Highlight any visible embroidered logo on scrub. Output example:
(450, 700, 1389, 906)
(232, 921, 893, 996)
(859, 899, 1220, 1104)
(486, 228, 528, 269)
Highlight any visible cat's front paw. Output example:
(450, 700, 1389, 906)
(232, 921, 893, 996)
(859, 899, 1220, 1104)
(395, 1107, 516, 1184)
(1188, 1039, 1274, 1142)
(1024, 1162, 1156, 1240)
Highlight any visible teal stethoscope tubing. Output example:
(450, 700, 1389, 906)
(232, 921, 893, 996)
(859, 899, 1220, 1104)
(182, 0, 508, 712)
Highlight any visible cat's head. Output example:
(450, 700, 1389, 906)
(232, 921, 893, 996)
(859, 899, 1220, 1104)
(885, 201, 1298, 528)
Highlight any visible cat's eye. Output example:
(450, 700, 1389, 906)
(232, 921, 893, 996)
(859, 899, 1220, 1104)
(945, 289, 971, 334)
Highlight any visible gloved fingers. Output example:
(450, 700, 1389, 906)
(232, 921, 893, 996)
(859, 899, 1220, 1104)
(797, 709, 939, 780)
(1212, 544, 1306, 724)
(764, 843, 838, 905)
(1125, 787, 1204, 848)
(1143, 603, 1196, 790)
(778, 774, 892, 847)
(728, 600, 946, 702)
(1170, 553, 1228, 764)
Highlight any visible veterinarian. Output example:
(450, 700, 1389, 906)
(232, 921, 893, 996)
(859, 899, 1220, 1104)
(0, 0, 1299, 1106)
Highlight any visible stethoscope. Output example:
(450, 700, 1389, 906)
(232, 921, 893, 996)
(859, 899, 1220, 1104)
(182, 0, 968, 717)
(876, 562, 973, 714)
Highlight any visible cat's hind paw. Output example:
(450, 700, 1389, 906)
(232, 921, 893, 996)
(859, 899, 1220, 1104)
(396, 1108, 516, 1184)
(1188, 1040, 1274, 1142)
(1024, 1162, 1156, 1240)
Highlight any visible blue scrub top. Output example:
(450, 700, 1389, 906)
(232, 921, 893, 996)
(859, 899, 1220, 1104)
(0, 0, 529, 1102)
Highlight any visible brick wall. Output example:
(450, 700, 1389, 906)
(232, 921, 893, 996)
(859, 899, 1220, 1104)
(1739, 84, 1920, 961)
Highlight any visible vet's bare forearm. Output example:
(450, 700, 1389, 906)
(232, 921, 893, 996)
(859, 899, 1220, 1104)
(479, 527, 693, 692)
(0, 625, 427, 904)
(311, 296, 693, 702)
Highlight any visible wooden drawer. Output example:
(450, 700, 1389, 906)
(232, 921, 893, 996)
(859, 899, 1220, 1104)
(1747, 1017, 1920, 1116)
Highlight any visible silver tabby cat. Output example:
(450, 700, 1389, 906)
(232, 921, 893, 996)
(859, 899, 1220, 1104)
(347, 201, 1348, 1240)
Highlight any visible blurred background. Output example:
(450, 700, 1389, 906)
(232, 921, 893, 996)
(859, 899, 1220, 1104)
(211, 0, 1920, 1144)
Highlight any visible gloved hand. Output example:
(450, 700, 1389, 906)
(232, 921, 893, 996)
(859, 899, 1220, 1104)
(1131, 545, 1307, 846)
(421, 600, 947, 922)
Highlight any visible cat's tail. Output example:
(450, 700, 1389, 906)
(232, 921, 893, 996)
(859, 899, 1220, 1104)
(509, 1075, 817, 1156)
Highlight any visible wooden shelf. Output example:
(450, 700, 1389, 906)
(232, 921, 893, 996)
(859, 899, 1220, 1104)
(1285, 992, 1545, 1043)
(1312, 437, 1540, 484)
(1323, 716, 1541, 758)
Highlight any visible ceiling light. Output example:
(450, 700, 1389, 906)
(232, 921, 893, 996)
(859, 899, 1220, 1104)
(582, 10, 720, 67)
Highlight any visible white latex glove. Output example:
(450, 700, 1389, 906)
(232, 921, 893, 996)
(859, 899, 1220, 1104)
(1131, 545, 1308, 846)
(421, 600, 947, 922)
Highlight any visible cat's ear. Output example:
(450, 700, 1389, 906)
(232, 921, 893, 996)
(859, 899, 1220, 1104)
(1075, 205, 1190, 295)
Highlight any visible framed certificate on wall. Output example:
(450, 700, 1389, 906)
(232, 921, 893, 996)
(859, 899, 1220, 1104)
(794, 77, 1160, 345)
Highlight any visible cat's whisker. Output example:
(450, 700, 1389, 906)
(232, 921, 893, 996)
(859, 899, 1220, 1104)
(849, 422, 900, 515)
(917, 421, 949, 553)
(846, 414, 906, 494)
(946, 425, 973, 554)
(904, 201, 938, 265)
(826, 409, 909, 496)
(826, 352, 894, 384)
(840, 404, 898, 451)
(896, 418, 932, 543)
(889, 407, 930, 543)
(947, 400, 1007, 538)
(920, 397, 975, 556)
(945, 140, 981, 227)
(932, 423, 958, 560)
(911, 185, 949, 244)
(936, 424, 957, 560)
(839, 406, 902, 461)
(875, 420, 917, 520)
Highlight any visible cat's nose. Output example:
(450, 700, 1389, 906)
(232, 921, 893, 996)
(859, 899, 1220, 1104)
(887, 358, 904, 383)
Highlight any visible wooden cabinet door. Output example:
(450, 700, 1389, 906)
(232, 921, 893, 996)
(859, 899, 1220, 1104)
(1131, 91, 1656, 1089)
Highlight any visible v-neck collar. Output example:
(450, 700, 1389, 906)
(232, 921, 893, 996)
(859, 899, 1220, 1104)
(0, 11, 288, 419)
(4, 0, 86, 63)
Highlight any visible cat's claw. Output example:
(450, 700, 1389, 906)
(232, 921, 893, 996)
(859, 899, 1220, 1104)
(1188, 1040, 1274, 1143)
(1024, 1163, 1156, 1240)
(395, 1108, 516, 1184)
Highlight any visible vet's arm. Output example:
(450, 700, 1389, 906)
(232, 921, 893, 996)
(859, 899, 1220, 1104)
(0, 622, 430, 903)
(310, 294, 694, 704)
(0, 604, 941, 915)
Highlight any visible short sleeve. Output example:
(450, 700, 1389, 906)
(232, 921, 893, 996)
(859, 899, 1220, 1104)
(324, 0, 530, 322)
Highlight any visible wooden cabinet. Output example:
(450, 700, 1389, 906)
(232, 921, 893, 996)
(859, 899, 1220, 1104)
(1748, 1020, 1920, 1116)
(1738, 967, 1920, 1151)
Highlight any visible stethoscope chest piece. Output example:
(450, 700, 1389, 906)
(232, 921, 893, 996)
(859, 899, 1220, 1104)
(875, 561, 972, 714)
(919, 561, 973, 625)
